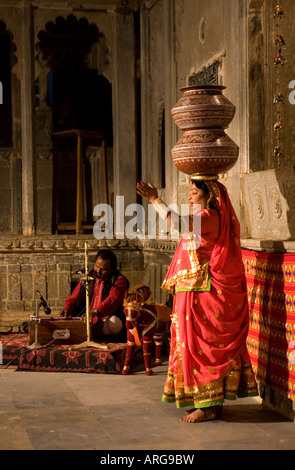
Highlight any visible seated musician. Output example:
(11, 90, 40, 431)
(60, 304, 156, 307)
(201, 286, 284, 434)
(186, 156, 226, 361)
(59, 249, 129, 341)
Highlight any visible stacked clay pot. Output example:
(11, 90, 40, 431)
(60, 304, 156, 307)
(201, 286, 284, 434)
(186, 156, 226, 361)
(171, 85, 239, 180)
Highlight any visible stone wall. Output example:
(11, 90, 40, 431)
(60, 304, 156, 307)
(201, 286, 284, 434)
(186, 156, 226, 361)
(0, 233, 178, 326)
(242, 167, 295, 242)
(140, 0, 295, 246)
(0, 236, 145, 322)
(140, 0, 248, 230)
(0, 0, 139, 236)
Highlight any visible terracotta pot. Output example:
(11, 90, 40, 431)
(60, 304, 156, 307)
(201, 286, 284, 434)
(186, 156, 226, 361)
(171, 129, 239, 177)
(171, 85, 239, 179)
(172, 85, 236, 130)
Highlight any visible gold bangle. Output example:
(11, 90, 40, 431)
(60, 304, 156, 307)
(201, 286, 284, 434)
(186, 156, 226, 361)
(152, 198, 170, 220)
(153, 197, 165, 207)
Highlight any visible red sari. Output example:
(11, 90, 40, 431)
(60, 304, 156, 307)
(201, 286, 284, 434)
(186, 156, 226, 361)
(162, 181, 257, 408)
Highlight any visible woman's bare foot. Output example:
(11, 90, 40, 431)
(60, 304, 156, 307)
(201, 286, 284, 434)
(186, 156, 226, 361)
(185, 408, 195, 415)
(181, 406, 222, 423)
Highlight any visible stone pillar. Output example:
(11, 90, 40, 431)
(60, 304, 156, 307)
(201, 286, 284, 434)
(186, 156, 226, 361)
(162, 0, 178, 205)
(21, 2, 36, 235)
(112, 8, 137, 234)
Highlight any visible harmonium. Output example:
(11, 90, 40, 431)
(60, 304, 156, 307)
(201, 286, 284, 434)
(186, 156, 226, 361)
(27, 317, 87, 346)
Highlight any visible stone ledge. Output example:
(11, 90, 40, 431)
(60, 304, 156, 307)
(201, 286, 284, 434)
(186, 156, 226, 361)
(241, 238, 295, 253)
(0, 235, 142, 253)
(139, 238, 178, 253)
(2, 235, 294, 254)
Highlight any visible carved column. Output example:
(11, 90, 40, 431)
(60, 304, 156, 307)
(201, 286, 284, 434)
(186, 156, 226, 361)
(112, 8, 137, 228)
(21, 2, 36, 235)
(248, 0, 267, 172)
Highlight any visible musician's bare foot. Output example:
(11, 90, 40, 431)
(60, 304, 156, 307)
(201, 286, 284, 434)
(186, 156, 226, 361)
(180, 406, 222, 423)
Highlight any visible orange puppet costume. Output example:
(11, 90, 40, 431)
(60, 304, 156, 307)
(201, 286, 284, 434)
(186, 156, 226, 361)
(161, 181, 258, 408)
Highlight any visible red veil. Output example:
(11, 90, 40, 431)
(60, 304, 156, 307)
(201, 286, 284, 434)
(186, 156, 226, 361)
(162, 181, 252, 391)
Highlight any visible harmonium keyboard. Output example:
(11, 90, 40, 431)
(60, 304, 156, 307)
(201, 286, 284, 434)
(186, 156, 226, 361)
(27, 317, 87, 346)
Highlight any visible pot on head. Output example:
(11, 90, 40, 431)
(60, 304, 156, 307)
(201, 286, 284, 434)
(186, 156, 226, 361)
(171, 85, 239, 180)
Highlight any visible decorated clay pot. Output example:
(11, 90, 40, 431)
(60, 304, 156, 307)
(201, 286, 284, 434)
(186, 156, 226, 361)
(171, 85, 239, 179)
(171, 129, 239, 177)
(172, 85, 236, 130)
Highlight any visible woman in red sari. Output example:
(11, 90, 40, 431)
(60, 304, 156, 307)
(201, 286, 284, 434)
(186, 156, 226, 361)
(137, 179, 258, 423)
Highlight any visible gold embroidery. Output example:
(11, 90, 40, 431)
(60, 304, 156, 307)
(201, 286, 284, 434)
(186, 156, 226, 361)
(205, 181, 220, 210)
(162, 346, 258, 407)
(161, 236, 210, 294)
(217, 290, 223, 295)
(214, 313, 220, 319)
(186, 315, 190, 320)
(198, 349, 203, 355)
(182, 342, 185, 348)
(194, 299, 198, 305)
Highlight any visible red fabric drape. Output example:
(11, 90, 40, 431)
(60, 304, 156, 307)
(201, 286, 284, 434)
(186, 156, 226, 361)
(243, 249, 295, 401)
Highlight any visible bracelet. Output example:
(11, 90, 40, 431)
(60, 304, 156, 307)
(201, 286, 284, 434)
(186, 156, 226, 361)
(153, 198, 164, 207)
(152, 198, 170, 220)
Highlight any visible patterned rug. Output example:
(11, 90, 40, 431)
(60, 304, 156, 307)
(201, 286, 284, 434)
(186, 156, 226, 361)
(242, 249, 295, 401)
(0, 333, 128, 374)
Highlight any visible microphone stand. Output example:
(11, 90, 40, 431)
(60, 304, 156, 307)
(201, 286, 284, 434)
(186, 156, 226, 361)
(70, 242, 109, 351)
(27, 301, 43, 350)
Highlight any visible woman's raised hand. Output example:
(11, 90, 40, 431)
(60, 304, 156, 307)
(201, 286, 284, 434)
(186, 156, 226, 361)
(136, 181, 159, 203)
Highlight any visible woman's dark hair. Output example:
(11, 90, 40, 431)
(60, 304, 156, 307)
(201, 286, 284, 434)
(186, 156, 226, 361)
(190, 179, 216, 210)
(95, 249, 118, 270)
(191, 179, 209, 194)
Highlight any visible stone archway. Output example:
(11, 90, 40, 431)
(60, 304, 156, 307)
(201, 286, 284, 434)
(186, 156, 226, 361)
(0, 20, 17, 148)
(36, 14, 112, 136)
(35, 14, 113, 233)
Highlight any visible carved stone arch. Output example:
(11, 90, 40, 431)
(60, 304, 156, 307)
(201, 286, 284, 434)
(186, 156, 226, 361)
(0, 20, 18, 69)
(35, 14, 100, 106)
(35, 14, 110, 77)
(0, 20, 18, 148)
(36, 14, 100, 69)
(85, 30, 111, 83)
(34, 14, 113, 136)
(34, 14, 113, 233)
(34, 21, 112, 118)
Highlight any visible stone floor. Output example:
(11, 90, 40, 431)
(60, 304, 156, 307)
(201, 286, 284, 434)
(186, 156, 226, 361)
(1, 359, 295, 452)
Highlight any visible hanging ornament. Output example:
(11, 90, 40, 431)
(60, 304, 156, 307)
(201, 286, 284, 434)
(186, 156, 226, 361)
(273, 93, 284, 104)
(274, 116, 283, 131)
(274, 5, 284, 18)
(273, 3, 286, 167)
(273, 146, 283, 166)
(275, 33, 286, 47)
(272, 55, 287, 66)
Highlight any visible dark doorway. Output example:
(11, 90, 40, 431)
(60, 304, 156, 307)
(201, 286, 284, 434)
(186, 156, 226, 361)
(47, 68, 112, 135)
(37, 15, 113, 232)
(0, 24, 13, 147)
